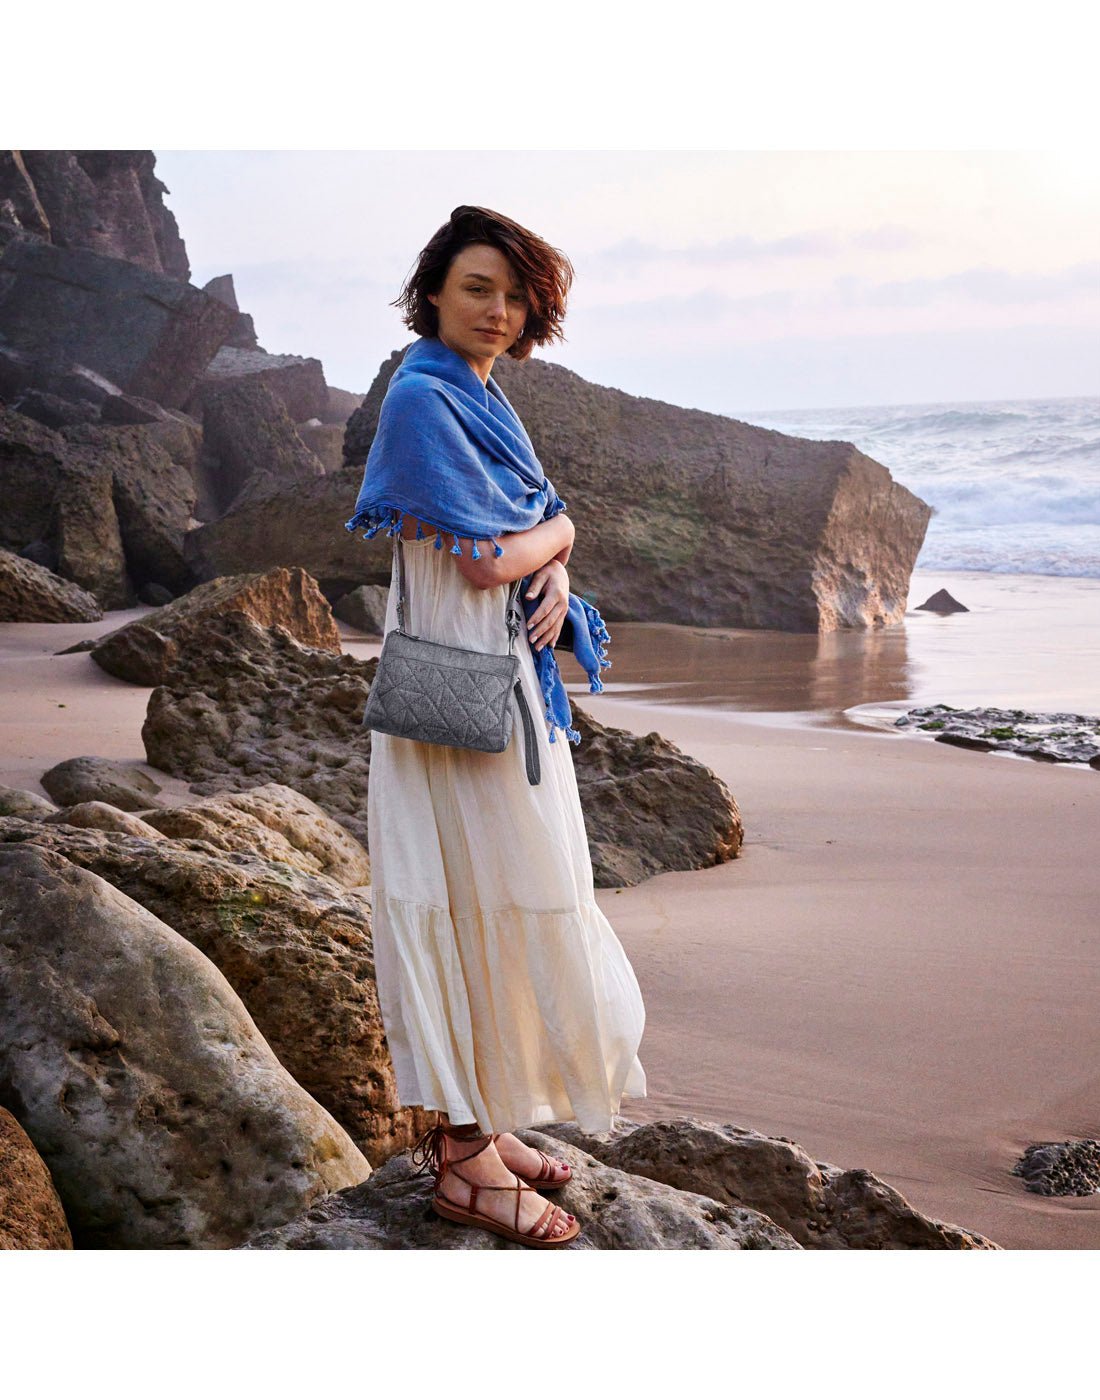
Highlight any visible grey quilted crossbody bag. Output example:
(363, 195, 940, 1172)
(361, 535, 542, 785)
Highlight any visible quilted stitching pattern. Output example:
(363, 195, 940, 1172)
(363, 631, 518, 751)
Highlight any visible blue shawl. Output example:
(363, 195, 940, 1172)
(344, 335, 611, 744)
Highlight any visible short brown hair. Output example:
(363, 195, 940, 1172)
(391, 204, 574, 361)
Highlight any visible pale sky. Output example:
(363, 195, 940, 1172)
(154, 151, 1100, 414)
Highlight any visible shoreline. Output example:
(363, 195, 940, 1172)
(584, 690, 1100, 1250)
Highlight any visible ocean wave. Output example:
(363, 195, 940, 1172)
(749, 395, 1100, 576)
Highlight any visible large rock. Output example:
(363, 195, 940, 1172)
(0, 547, 103, 623)
(340, 346, 931, 633)
(0, 817, 418, 1164)
(570, 706, 742, 886)
(40, 756, 164, 812)
(0, 1106, 73, 1249)
(192, 376, 325, 516)
(0, 234, 234, 411)
(321, 385, 364, 425)
(0, 843, 370, 1248)
(331, 582, 389, 633)
(237, 1128, 799, 1249)
(139, 607, 739, 886)
(180, 470, 367, 589)
(142, 609, 375, 844)
(296, 422, 346, 472)
(90, 567, 341, 686)
(543, 1118, 999, 1249)
(200, 275, 261, 351)
(53, 446, 134, 606)
(0, 151, 51, 244)
(133, 782, 370, 889)
(189, 345, 328, 425)
(0, 409, 133, 605)
(0, 150, 189, 278)
(0, 406, 197, 606)
(0, 786, 57, 819)
(59, 421, 197, 596)
(43, 802, 166, 840)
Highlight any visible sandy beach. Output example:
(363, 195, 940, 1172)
(3, 566, 1097, 1250)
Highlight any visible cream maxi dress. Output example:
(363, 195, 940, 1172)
(367, 529, 647, 1136)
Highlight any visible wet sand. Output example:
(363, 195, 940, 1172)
(589, 691, 1100, 1250)
(3, 567, 1098, 1248)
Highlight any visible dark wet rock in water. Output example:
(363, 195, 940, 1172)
(914, 588, 968, 614)
(894, 703, 1100, 767)
(1012, 1140, 1100, 1196)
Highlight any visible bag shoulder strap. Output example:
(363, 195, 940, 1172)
(394, 533, 522, 650)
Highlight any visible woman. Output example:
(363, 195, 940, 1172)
(346, 205, 646, 1248)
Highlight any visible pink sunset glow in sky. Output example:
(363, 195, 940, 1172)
(154, 150, 1100, 414)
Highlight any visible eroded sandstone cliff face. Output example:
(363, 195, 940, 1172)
(0, 150, 189, 277)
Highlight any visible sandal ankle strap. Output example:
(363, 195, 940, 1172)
(410, 1121, 494, 1180)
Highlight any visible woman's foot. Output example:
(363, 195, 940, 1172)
(493, 1131, 572, 1186)
(436, 1129, 575, 1240)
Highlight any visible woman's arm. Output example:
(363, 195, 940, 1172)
(452, 513, 575, 590)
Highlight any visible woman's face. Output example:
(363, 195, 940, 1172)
(427, 242, 528, 375)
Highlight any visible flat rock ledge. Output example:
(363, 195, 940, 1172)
(542, 1118, 998, 1250)
(895, 703, 1100, 767)
(236, 1128, 798, 1250)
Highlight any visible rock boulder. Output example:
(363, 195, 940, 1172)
(0, 843, 370, 1248)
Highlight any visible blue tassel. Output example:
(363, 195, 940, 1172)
(434, 532, 443, 550)
(566, 726, 582, 745)
(450, 535, 462, 556)
(493, 541, 503, 557)
(549, 727, 557, 743)
(471, 540, 481, 560)
(415, 521, 425, 540)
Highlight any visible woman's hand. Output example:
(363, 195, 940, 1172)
(524, 559, 570, 652)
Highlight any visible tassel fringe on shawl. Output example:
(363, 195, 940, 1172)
(344, 336, 612, 744)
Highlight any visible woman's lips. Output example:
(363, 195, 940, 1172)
(477, 329, 504, 337)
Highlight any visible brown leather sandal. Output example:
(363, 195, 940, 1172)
(496, 1135, 573, 1189)
(410, 1122, 581, 1249)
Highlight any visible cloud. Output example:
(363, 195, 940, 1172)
(835, 261, 1100, 308)
(584, 225, 921, 271)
